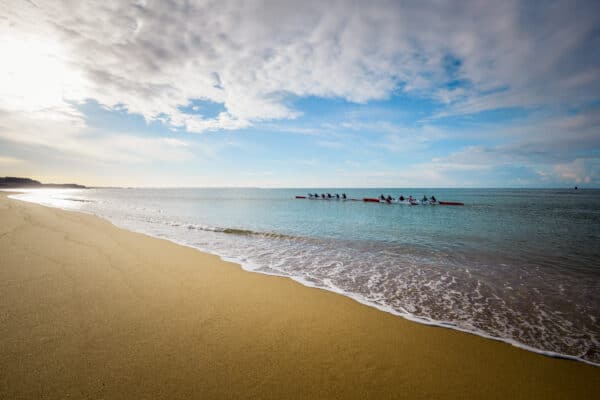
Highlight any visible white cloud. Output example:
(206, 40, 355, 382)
(2, 0, 598, 134)
(0, 108, 195, 164)
(184, 112, 250, 133)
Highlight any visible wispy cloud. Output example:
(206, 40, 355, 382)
(419, 109, 600, 186)
(554, 159, 599, 184)
(0, 156, 23, 164)
(0, 107, 197, 164)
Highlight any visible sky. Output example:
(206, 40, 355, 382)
(0, 0, 599, 187)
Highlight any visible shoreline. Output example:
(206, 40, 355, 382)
(1, 193, 599, 398)
(8, 191, 599, 368)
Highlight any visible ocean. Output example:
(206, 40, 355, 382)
(9, 187, 600, 365)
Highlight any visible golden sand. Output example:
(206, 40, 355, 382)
(0, 193, 598, 399)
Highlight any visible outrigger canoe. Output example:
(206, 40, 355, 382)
(305, 196, 360, 201)
(297, 196, 464, 206)
(363, 198, 433, 205)
(438, 201, 464, 206)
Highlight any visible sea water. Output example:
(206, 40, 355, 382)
(9, 187, 600, 365)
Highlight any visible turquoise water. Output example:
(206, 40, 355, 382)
(12, 188, 600, 365)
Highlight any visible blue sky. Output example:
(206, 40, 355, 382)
(1, 0, 599, 187)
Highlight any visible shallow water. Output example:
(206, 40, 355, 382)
(10, 187, 600, 365)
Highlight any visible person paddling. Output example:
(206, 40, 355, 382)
(399, 195, 405, 201)
(342, 193, 347, 200)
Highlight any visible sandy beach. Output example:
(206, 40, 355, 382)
(0, 193, 598, 399)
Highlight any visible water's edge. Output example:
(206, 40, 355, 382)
(8, 193, 599, 368)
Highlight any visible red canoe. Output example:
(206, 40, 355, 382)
(438, 201, 464, 206)
(363, 198, 381, 203)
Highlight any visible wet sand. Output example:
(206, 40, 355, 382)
(0, 193, 598, 399)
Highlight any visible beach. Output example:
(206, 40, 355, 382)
(1, 193, 598, 399)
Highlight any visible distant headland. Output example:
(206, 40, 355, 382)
(0, 177, 86, 189)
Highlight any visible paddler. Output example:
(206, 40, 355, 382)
(342, 193, 347, 200)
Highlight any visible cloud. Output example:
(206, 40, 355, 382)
(422, 108, 600, 185)
(88, 135, 195, 163)
(2, 0, 598, 133)
(0, 107, 195, 164)
(316, 140, 344, 149)
(0, 156, 23, 164)
(554, 159, 599, 184)
(331, 164, 450, 187)
(184, 112, 250, 133)
(296, 158, 321, 167)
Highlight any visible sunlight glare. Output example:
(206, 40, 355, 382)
(0, 35, 86, 112)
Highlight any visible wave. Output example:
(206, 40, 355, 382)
(180, 223, 300, 240)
